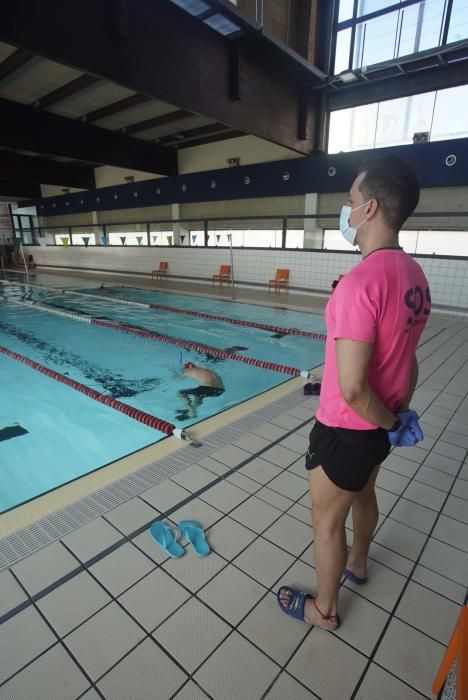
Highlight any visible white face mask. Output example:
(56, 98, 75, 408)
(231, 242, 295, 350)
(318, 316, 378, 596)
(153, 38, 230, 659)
(339, 201, 371, 246)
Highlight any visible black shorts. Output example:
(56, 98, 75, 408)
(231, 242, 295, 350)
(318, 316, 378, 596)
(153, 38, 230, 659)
(179, 386, 224, 399)
(305, 419, 391, 492)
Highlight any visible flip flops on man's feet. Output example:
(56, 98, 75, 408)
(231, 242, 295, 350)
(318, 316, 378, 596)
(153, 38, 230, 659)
(149, 520, 211, 558)
(277, 586, 341, 631)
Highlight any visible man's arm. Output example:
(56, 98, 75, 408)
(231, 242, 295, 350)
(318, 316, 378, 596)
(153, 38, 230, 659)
(335, 339, 396, 430)
(400, 357, 418, 410)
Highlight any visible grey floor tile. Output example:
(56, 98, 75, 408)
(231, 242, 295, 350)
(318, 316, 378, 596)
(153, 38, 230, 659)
(171, 464, 217, 493)
(356, 663, 426, 699)
(286, 456, 308, 478)
(287, 627, 367, 700)
(392, 446, 428, 464)
(239, 590, 310, 666)
(396, 580, 461, 645)
(131, 530, 170, 566)
(262, 445, 299, 468)
(265, 672, 317, 700)
(0, 643, 89, 700)
(419, 421, 444, 439)
(452, 477, 468, 500)
(172, 681, 209, 700)
(196, 455, 231, 475)
(442, 494, 468, 524)
(153, 598, 230, 673)
(198, 565, 266, 625)
(90, 542, 155, 597)
(432, 440, 466, 462)
(205, 516, 257, 560)
(118, 568, 190, 632)
(368, 541, 414, 577)
(271, 414, 304, 430)
(280, 558, 317, 592)
(194, 631, 279, 700)
(383, 454, 420, 478)
(239, 457, 283, 485)
(375, 487, 399, 515)
(415, 465, 455, 492)
(77, 689, 100, 700)
(441, 430, 468, 449)
(377, 469, 410, 495)
(0, 570, 27, 618)
(200, 480, 250, 512)
(208, 444, 251, 468)
(287, 502, 312, 525)
(268, 471, 309, 500)
(225, 471, 260, 494)
(140, 480, 191, 513)
(12, 541, 80, 597)
(234, 537, 295, 588)
(262, 513, 313, 556)
(230, 496, 283, 533)
(62, 518, 122, 563)
(374, 519, 427, 561)
(255, 486, 295, 511)
(0, 607, 57, 684)
(104, 497, 160, 535)
(162, 549, 226, 592)
(231, 433, 271, 453)
(420, 537, 468, 587)
(403, 481, 446, 511)
(287, 405, 314, 420)
(278, 434, 307, 454)
(65, 602, 145, 682)
(97, 637, 187, 700)
(252, 422, 289, 441)
(432, 514, 468, 552)
(374, 618, 445, 697)
(343, 559, 407, 612)
(37, 571, 111, 637)
(170, 497, 224, 529)
(411, 564, 467, 604)
(389, 498, 438, 534)
(423, 451, 461, 476)
(336, 588, 389, 656)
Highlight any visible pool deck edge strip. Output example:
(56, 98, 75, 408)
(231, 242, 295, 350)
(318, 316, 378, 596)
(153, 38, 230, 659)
(0, 346, 176, 435)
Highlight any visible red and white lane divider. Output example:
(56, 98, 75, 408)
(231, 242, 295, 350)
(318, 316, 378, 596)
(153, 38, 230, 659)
(0, 279, 326, 340)
(2, 296, 307, 377)
(0, 346, 176, 435)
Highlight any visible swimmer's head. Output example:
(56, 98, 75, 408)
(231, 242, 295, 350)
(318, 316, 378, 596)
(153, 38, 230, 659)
(183, 362, 196, 369)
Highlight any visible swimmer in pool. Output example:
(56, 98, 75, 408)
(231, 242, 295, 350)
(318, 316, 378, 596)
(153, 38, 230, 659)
(176, 362, 225, 420)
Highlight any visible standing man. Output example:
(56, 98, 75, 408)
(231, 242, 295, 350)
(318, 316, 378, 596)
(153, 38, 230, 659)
(278, 155, 430, 630)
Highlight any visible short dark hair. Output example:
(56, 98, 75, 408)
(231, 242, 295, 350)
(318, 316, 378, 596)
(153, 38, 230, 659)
(358, 154, 420, 232)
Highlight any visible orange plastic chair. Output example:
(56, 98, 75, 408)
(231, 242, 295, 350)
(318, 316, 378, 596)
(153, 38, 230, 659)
(433, 606, 467, 699)
(212, 265, 231, 286)
(268, 268, 289, 292)
(152, 261, 168, 280)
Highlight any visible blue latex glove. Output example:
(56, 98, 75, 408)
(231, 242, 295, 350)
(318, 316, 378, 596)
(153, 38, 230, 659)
(387, 410, 424, 447)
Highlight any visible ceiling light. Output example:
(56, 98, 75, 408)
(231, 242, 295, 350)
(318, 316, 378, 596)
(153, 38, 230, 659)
(204, 13, 240, 36)
(170, 0, 210, 16)
(339, 70, 358, 83)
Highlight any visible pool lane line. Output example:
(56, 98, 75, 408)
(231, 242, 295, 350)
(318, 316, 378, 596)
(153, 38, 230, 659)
(0, 278, 326, 340)
(0, 346, 176, 436)
(3, 297, 304, 377)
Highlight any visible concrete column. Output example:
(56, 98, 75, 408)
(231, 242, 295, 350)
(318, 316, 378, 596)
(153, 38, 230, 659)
(303, 193, 323, 249)
(172, 203, 189, 246)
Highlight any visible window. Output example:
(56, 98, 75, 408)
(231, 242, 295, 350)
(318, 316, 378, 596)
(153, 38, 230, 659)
(323, 228, 468, 255)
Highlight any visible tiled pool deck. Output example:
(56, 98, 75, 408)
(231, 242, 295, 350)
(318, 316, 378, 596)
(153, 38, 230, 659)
(0, 273, 467, 699)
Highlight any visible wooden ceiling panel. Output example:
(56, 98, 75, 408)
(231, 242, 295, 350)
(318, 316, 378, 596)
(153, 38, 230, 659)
(136, 115, 214, 141)
(0, 55, 82, 104)
(95, 99, 178, 130)
(47, 81, 136, 119)
(0, 40, 16, 63)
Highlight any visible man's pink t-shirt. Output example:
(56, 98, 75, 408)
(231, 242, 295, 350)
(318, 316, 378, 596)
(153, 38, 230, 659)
(316, 248, 431, 430)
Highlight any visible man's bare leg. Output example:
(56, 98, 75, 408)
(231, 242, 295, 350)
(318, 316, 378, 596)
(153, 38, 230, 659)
(345, 464, 381, 581)
(279, 465, 354, 630)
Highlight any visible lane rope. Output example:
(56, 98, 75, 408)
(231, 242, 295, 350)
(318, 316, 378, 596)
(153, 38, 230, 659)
(0, 345, 176, 435)
(0, 279, 326, 340)
(1, 296, 304, 376)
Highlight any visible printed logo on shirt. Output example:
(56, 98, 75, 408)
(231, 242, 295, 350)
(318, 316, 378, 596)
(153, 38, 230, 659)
(404, 286, 431, 330)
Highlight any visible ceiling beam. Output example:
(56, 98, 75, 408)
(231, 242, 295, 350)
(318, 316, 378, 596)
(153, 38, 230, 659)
(177, 130, 245, 149)
(0, 0, 319, 153)
(34, 74, 99, 109)
(126, 109, 194, 135)
(0, 179, 41, 199)
(0, 98, 178, 175)
(0, 151, 95, 188)
(84, 93, 150, 123)
(0, 48, 34, 80)
(160, 122, 234, 146)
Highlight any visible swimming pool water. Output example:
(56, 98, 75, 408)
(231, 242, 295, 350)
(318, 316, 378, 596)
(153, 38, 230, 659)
(0, 274, 325, 512)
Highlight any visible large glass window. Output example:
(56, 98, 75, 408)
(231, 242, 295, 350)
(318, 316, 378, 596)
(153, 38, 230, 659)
(323, 228, 468, 255)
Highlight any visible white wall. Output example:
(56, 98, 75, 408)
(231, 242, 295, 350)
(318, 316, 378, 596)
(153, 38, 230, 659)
(24, 245, 468, 312)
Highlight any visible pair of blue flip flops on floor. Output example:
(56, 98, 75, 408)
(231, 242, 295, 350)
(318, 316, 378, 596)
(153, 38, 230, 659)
(149, 520, 210, 558)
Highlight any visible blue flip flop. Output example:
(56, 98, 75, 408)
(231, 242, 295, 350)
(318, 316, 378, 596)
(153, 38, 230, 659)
(277, 586, 313, 621)
(344, 569, 367, 585)
(149, 521, 184, 558)
(178, 520, 211, 557)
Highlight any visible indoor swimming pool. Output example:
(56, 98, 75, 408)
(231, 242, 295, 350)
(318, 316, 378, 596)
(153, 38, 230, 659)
(0, 274, 326, 513)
